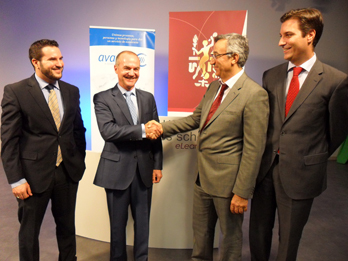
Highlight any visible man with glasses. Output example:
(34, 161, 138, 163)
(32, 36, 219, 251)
(147, 33, 269, 260)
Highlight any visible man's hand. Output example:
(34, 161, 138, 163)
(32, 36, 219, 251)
(230, 194, 248, 214)
(12, 182, 33, 200)
(152, 169, 163, 183)
(145, 120, 163, 140)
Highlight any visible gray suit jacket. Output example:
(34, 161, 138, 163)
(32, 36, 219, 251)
(258, 60, 348, 199)
(162, 73, 269, 198)
(93, 85, 162, 190)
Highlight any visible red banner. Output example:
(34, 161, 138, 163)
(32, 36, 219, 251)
(168, 11, 248, 114)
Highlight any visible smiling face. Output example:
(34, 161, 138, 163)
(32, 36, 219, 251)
(114, 52, 140, 91)
(210, 39, 235, 82)
(279, 18, 315, 66)
(32, 46, 64, 83)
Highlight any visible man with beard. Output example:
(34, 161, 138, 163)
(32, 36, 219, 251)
(93, 51, 163, 261)
(1, 39, 86, 261)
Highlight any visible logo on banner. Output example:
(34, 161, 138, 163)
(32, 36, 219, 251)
(138, 53, 147, 67)
(189, 32, 218, 87)
(168, 10, 247, 113)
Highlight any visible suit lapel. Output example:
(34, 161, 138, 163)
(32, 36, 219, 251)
(59, 81, 70, 130)
(201, 73, 246, 130)
(285, 60, 323, 121)
(200, 81, 219, 130)
(135, 89, 144, 123)
(275, 63, 288, 122)
(111, 85, 134, 125)
(216, 73, 245, 114)
(27, 75, 57, 130)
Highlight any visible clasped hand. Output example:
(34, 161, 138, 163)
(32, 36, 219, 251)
(145, 120, 163, 140)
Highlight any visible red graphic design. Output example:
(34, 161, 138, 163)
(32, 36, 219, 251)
(168, 11, 247, 113)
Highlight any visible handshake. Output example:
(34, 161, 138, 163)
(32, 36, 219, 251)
(145, 120, 163, 140)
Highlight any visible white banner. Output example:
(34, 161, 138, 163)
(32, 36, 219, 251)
(89, 26, 156, 152)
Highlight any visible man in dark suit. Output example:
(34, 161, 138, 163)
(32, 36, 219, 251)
(93, 51, 163, 261)
(249, 8, 348, 261)
(1, 39, 86, 261)
(147, 33, 269, 260)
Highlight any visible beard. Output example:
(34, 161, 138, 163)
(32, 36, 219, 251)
(39, 62, 63, 81)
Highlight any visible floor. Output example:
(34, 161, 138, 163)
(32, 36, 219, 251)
(1, 160, 348, 260)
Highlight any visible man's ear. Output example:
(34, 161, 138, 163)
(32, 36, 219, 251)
(31, 59, 39, 70)
(231, 53, 239, 65)
(307, 29, 316, 46)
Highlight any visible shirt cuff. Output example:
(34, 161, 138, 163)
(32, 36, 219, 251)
(141, 123, 146, 138)
(11, 178, 27, 189)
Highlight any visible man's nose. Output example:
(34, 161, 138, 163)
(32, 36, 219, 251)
(279, 37, 286, 47)
(56, 60, 64, 67)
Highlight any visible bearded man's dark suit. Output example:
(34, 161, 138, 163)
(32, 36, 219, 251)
(249, 60, 348, 260)
(93, 85, 163, 261)
(1, 74, 86, 260)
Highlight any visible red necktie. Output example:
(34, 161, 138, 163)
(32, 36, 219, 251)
(202, 84, 228, 129)
(285, 67, 303, 116)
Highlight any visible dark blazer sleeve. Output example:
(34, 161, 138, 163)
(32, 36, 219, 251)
(1, 83, 25, 184)
(148, 93, 163, 170)
(327, 72, 348, 155)
(60, 82, 87, 182)
(72, 88, 87, 157)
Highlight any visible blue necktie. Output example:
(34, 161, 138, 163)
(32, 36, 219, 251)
(124, 91, 138, 125)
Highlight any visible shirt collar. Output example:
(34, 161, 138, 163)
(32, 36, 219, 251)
(117, 84, 136, 96)
(35, 73, 59, 90)
(220, 68, 244, 88)
(287, 53, 317, 72)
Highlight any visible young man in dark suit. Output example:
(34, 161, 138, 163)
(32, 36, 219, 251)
(249, 8, 348, 261)
(1, 39, 86, 261)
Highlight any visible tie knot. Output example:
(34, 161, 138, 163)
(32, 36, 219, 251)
(220, 84, 228, 93)
(46, 84, 55, 92)
(124, 91, 133, 98)
(292, 67, 303, 76)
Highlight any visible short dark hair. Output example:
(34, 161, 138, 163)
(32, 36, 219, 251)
(280, 8, 324, 47)
(29, 39, 59, 65)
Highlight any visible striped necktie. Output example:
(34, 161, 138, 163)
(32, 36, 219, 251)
(124, 91, 138, 125)
(47, 85, 62, 166)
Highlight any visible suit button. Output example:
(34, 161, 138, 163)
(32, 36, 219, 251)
(281, 131, 285, 136)
(134, 156, 137, 159)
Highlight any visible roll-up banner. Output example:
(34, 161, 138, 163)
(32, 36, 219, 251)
(89, 26, 155, 152)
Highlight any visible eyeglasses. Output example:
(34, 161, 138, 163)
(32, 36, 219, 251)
(210, 52, 233, 60)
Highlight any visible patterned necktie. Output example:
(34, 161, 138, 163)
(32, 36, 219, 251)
(202, 84, 229, 129)
(124, 91, 138, 125)
(47, 85, 62, 166)
(285, 67, 303, 116)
